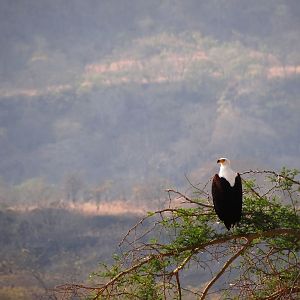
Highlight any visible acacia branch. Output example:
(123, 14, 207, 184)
(200, 240, 251, 300)
(182, 228, 300, 254)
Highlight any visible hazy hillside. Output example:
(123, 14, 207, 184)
(0, 207, 139, 299)
(0, 1, 299, 191)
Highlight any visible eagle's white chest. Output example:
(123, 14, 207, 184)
(219, 165, 237, 187)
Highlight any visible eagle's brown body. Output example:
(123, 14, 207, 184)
(212, 158, 243, 230)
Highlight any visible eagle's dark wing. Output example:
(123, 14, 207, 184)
(212, 174, 231, 224)
(232, 173, 243, 223)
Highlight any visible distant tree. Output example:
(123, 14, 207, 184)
(63, 173, 84, 204)
(89, 180, 113, 210)
(58, 168, 300, 299)
(131, 178, 167, 209)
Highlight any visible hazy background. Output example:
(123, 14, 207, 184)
(0, 1, 299, 298)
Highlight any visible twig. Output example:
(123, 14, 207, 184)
(166, 189, 213, 208)
(175, 272, 182, 300)
(172, 250, 195, 275)
(261, 286, 300, 300)
(92, 254, 156, 299)
(119, 208, 179, 247)
(241, 170, 300, 185)
(241, 178, 262, 199)
(184, 174, 211, 197)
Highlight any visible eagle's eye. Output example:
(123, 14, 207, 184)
(217, 158, 226, 164)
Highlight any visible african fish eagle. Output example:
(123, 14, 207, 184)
(211, 158, 242, 230)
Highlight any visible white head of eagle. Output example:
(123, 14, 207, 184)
(211, 158, 243, 230)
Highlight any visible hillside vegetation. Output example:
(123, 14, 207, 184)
(0, 1, 299, 190)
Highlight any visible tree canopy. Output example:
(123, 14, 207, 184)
(58, 168, 300, 299)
